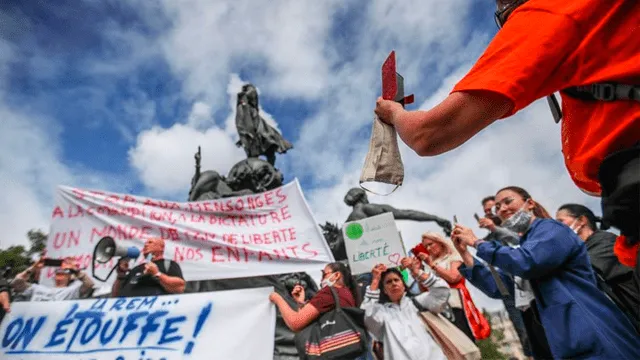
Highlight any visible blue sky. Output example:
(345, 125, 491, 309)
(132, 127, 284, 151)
(0, 0, 601, 309)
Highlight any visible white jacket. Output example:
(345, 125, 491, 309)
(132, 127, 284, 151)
(361, 273, 450, 360)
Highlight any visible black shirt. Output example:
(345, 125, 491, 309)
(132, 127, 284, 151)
(118, 259, 183, 297)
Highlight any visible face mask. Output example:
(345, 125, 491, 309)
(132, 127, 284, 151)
(321, 273, 338, 288)
(502, 205, 533, 234)
(359, 115, 404, 195)
(569, 220, 581, 234)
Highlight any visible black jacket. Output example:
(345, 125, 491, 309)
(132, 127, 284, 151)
(586, 231, 640, 331)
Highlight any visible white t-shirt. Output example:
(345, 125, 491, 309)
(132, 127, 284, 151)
(433, 256, 463, 309)
(23, 281, 82, 301)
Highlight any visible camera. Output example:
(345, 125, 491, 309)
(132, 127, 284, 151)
(44, 259, 64, 267)
(283, 276, 308, 292)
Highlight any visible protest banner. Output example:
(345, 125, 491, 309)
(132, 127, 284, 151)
(0, 287, 275, 360)
(342, 212, 406, 275)
(43, 179, 334, 286)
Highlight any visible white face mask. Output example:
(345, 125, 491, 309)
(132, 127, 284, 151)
(569, 219, 581, 234)
(502, 204, 533, 234)
(320, 273, 338, 288)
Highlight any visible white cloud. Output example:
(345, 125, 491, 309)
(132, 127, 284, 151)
(128, 123, 244, 197)
(128, 73, 288, 198)
(155, 0, 339, 103)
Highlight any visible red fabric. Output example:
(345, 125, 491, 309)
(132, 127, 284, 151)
(450, 278, 491, 340)
(614, 235, 639, 268)
(452, 1, 640, 195)
(308, 286, 355, 314)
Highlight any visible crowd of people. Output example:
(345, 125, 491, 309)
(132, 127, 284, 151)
(1, 0, 638, 359)
(268, 187, 640, 359)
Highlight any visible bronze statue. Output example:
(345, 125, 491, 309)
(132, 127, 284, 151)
(188, 147, 280, 201)
(235, 84, 293, 166)
(319, 222, 348, 261)
(344, 187, 452, 235)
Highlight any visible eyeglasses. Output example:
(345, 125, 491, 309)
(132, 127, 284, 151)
(321, 271, 334, 280)
(493, 197, 515, 212)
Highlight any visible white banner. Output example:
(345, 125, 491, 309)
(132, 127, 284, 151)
(0, 287, 275, 360)
(342, 213, 406, 275)
(44, 180, 333, 285)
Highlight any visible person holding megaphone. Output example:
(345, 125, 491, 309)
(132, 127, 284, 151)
(111, 237, 185, 297)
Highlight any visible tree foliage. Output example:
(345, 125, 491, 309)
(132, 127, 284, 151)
(0, 229, 48, 278)
(477, 310, 509, 360)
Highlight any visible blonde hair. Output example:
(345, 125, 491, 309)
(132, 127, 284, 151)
(421, 232, 462, 263)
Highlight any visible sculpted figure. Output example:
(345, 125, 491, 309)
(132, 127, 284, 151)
(235, 84, 293, 166)
(344, 187, 452, 235)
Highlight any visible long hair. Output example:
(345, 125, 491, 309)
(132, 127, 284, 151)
(378, 268, 407, 304)
(422, 232, 462, 263)
(558, 204, 608, 231)
(326, 262, 360, 306)
(496, 186, 551, 219)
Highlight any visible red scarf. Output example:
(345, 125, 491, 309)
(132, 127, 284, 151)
(614, 235, 639, 268)
(450, 278, 491, 340)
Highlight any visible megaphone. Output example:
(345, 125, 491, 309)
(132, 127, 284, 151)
(92, 236, 141, 282)
(94, 236, 140, 263)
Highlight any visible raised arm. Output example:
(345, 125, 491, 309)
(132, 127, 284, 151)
(11, 259, 44, 293)
(269, 292, 320, 332)
(366, 204, 452, 232)
(458, 257, 514, 299)
(414, 271, 450, 313)
(361, 264, 389, 339)
(475, 220, 579, 279)
(375, 91, 511, 156)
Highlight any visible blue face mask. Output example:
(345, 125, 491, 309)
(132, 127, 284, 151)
(502, 205, 533, 234)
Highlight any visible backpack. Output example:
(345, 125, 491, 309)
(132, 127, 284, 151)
(547, 83, 640, 123)
(294, 287, 368, 359)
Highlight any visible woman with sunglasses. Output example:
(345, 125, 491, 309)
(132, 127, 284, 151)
(451, 186, 640, 359)
(374, 1, 640, 280)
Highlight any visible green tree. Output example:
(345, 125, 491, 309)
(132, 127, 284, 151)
(0, 245, 30, 277)
(0, 229, 48, 277)
(477, 310, 509, 360)
(26, 229, 47, 257)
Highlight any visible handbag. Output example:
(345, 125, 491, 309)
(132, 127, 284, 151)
(295, 287, 368, 359)
(410, 296, 482, 360)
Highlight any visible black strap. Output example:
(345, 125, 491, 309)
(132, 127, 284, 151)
(564, 83, 640, 102)
(328, 286, 343, 310)
(550, 83, 640, 122)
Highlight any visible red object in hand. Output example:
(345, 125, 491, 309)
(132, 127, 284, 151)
(381, 51, 415, 106)
(411, 243, 430, 258)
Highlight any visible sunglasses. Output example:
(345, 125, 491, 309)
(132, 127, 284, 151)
(494, 0, 526, 29)
(55, 269, 73, 275)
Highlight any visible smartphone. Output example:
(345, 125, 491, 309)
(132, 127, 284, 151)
(44, 258, 63, 267)
(474, 213, 481, 222)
